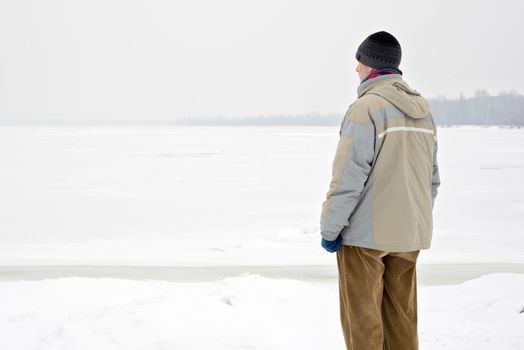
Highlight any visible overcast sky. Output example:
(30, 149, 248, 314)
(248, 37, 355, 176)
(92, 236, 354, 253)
(0, 0, 522, 123)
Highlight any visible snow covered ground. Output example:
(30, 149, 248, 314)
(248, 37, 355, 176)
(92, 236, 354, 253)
(1, 125, 523, 349)
(0, 273, 523, 350)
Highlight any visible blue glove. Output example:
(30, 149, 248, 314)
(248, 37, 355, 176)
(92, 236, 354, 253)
(321, 235, 343, 253)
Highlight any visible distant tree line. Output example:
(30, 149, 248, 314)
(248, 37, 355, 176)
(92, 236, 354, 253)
(429, 90, 523, 126)
(176, 90, 524, 127)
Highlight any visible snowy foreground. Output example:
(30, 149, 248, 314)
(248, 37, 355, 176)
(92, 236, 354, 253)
(1, 273, 523, 350)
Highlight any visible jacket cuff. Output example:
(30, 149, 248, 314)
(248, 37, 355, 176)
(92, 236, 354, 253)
(320, 231, 340, 241)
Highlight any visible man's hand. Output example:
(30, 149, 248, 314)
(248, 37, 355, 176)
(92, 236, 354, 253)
(321, 235, 343, 253)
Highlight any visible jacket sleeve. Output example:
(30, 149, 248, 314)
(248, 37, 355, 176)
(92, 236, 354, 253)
(320, 105, 375, 241)
(431, 140, 441, 209)
(430, 114, 441, 209)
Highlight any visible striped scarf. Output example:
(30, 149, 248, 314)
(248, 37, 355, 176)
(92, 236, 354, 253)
(360, 67, 403, 84)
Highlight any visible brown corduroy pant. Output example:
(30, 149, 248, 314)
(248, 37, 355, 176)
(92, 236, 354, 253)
(336, 245, 420, 350)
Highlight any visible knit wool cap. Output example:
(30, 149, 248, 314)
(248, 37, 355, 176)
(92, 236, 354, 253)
(355, 31, 402, 69)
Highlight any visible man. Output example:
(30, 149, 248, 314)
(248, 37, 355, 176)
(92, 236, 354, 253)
(319, 31, 441, 350)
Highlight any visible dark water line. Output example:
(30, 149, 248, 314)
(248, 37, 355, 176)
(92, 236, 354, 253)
(0, 264, 523, 286)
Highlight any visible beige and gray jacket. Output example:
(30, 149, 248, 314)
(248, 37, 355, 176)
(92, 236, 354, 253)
(320, 73, 441, 252)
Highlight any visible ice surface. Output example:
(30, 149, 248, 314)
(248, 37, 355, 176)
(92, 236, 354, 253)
(0, 125, 523, 265)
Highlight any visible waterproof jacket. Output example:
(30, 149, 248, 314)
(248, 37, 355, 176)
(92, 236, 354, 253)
(320, 73, 441, 252)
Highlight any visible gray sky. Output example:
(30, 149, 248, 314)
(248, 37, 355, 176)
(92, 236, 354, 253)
(1, 0, 523, 122)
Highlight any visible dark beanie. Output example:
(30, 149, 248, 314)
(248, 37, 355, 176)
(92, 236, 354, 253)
(355, 31, 402, 69)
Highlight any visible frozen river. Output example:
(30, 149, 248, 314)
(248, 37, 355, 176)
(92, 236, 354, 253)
(1, 125, 523, 267)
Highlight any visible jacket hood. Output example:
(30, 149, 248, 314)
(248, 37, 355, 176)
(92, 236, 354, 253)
(357, 74, 430, 119)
